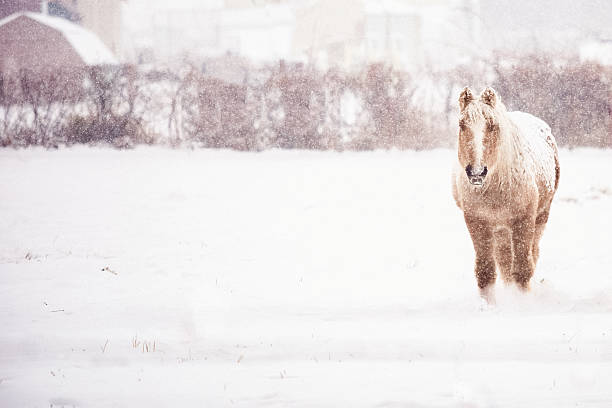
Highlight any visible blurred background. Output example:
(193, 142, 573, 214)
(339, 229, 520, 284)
(2, 0, 612, 149)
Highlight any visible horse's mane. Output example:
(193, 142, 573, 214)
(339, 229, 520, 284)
(459, 99, 506, 129)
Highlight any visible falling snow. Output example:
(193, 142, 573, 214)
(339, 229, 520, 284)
(2, 1, 612, 407)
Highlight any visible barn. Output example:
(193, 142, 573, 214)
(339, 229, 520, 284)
(0, 11, 117, 76)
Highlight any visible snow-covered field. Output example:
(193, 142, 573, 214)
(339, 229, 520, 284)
(1, 147, 612, 407)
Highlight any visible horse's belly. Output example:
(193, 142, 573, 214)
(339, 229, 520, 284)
(464, 199, 519, 224)
(459, 179, 539, 224)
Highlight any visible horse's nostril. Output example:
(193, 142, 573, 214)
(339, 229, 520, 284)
(466, 164, 487, 178)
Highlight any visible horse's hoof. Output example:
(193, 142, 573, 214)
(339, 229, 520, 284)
(513, 277, 531, 291)
(479, 285, 496, 305)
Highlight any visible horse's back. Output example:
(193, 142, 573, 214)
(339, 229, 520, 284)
(508, 111, 559, 194)
(508, 111, 554, 144)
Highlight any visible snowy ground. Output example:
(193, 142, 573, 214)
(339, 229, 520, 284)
(1, 147, 612, 407)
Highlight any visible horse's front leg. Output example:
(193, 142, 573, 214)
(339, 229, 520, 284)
(465, 215, 496, 302)
(511, 215, 536, 290)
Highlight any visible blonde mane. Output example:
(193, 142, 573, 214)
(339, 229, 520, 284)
(459, 98, 505, 130)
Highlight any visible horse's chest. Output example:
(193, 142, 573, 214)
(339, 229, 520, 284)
(461, 184, 531, 222)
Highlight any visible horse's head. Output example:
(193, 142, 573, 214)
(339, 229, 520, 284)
(457, 87, 502, 186)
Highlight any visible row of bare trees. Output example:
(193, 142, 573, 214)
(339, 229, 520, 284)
(170, 62, 439, 150)
(1, 54, 611, 149)
(0, 66, 153, 148)
(491, 54, 612, 147)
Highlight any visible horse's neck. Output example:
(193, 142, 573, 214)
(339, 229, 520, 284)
(493, 116, 528, 177)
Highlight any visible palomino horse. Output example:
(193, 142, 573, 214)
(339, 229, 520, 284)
(452, 87, 560, 301)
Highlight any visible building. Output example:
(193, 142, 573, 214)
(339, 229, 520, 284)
(123, 0, 222, 63)
(0, 12, 117, 76)
(216, 3, 294, 62)
(0, 0, 125, 58)
(123, 0, 482, 71)
(68, 0, 124, 58)
(292, 0, 482, 73)
(125, 0, 294, 64)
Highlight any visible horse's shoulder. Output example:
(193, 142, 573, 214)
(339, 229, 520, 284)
(507, 110, 558, 148)
(507, 111, 558, 192)
(507, 111, 551, 136)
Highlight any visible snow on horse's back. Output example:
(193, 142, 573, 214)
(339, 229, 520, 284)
(506, 110, 559, 193)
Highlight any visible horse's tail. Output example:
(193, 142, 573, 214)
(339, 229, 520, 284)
(553, 144, 560, 192)
(545, 130, 561, 193)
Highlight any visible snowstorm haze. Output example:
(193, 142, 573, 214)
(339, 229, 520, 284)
(120, 0, 612, 63)
(478, 0, 612, 51)
(2, 1, 612, 407)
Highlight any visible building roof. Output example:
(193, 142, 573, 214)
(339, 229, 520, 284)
(0, 12, 117, 65)
(219, 4, 294, 27)
(293, 0, 364, 53)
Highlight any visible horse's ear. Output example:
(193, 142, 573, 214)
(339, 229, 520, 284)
(458, 87, 474, 112)
(481, 87, 498, 108)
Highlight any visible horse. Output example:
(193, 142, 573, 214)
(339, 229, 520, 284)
(452, 87, 560, 302)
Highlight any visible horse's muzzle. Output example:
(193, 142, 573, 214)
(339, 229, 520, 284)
(466, 165, 488, 186)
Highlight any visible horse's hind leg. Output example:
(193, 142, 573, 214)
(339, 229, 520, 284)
(511, 215, 536, 290)
(493, 228, 513, 284)
(532, 210, 550, 266)
(465, 216, 496, 302)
